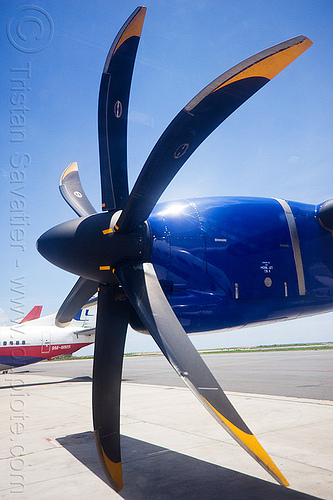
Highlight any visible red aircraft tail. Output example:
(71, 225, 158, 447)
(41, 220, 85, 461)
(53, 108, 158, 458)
(19, 306, 43, 324)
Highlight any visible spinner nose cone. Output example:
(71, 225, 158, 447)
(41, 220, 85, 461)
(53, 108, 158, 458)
(37, 217, 91, 276)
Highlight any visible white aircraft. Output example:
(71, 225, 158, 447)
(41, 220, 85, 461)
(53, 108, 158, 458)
(0, 300, 96, 372)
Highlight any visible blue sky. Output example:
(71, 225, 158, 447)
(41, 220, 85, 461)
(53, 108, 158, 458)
(1, 0, 332, 354)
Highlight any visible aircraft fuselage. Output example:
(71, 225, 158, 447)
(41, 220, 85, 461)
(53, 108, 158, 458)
(0, 312, 95, 371)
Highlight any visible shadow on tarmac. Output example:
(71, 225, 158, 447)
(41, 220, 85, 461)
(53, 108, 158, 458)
(57, 431, 323, 500)
(0, 375, 92, 389)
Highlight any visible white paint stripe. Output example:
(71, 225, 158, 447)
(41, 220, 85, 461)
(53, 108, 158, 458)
(274, 198, 306, 296)
(198, 387, 219, 391)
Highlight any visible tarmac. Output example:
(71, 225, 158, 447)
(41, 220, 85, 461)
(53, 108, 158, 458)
(0, 365, 332, 499)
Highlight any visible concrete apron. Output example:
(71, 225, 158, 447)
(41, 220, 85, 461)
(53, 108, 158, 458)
(0, 374, 332, 499)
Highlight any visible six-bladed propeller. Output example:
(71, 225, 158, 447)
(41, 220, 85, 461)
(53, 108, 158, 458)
(37, 6, 312, 491)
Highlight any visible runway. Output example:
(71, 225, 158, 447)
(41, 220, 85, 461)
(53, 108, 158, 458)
(25, 349, 333, 400)
(1, 351, 332, 499)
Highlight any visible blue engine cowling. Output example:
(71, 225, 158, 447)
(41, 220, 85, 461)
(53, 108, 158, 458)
(147, 196, 333, 334)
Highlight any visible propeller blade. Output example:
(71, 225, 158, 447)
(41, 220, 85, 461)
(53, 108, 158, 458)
(115, 35, 312, 233)
(92, 283, 130, 492)
(59, 162, 96, 217)
(99, 6, 146, 211)
(115, 262, 289, 487)
(55, 277, 98, 327)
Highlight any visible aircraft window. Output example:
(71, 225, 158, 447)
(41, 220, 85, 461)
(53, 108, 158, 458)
(22, 340, 26, 345)
(16, 341, 20, 345)
(10, 341, 13, 345)
(3, 341, 7, 346)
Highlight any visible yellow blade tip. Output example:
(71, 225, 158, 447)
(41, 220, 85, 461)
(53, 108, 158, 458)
(101, 445, 123, 491)
(203, 397, 289, 487)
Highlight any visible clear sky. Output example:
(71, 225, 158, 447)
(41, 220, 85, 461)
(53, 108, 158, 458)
(1, 0, 332, 354)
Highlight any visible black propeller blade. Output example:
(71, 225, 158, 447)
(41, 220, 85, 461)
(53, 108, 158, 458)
(55, 277, 98, 327)
(115, 262, 289, 487)
(115, 35, 312, 234)
(92, 283, 131, 491)
(98, 6, 146, 211)
(59, 162, 96, 217)
(36, 6, 313, 492)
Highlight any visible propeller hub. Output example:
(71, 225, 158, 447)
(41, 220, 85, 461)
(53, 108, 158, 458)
(37, 212, 150, 283)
